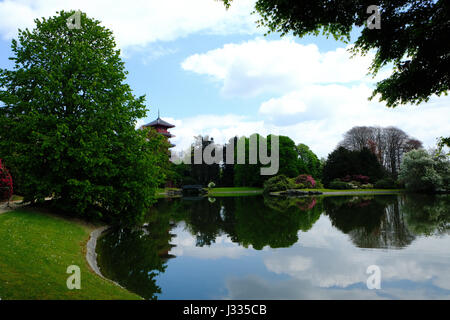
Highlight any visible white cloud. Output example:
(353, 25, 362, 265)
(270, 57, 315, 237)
(0, 0, 259, 48)
(170, 222, 253, 260)
(256, 84, 450, 157)
(163, 88, 450, 159)
(259, 215, 450, 293)
(182, 38, 375, 97)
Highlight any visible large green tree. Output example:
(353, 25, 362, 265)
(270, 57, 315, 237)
(233, 134, 299, 187)
(0, 11, 162, 223)
(221, 0, 450, 107)
(296, 143, 321, 178)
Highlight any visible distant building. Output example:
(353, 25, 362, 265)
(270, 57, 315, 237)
(141, 112, 175, 148)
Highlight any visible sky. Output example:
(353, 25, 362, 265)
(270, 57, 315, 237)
(0, 0, 449, 158)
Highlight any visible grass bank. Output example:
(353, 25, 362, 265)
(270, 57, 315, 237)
(156, 187, 264, 198)
(270, 188, 405, 197)
(299, 188, 404, 193)
(0, 208, 139, 300)
(207, 187, 263, 197)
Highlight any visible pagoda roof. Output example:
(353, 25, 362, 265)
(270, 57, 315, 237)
(143, 117, 175, 128)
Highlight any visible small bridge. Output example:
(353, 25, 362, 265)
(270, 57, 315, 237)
(181, 185, 207, 196)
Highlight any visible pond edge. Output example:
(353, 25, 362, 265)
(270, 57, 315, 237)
(86, 226, 140, 297)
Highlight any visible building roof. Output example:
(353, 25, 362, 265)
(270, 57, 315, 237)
(143, 117, 175, 128)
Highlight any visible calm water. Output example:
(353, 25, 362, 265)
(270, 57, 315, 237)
(96, 194, 450, 300)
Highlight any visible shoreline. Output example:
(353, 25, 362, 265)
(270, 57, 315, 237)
(270, 190, 406, 197)
(85, 226, 138, 296)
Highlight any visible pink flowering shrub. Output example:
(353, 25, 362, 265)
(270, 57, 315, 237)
(295, 174, 316, 188)
(341, 174, 370, 184)
(0, 159, 13, 201)
(297, 197, 317, 211)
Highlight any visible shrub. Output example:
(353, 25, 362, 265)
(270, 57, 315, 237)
(341, 174, 370, 184)
(0, 159, 13, 201)
(295, 174, 316, 188)
(360, 183, 374, 189)
(374, 178, 398, 189)
(399, 149, 449, 193)
(315, 180, 324, 189)
(263, 175, 294, 193)
(207, 182, 216, 189)
(329, 180, 351, 190)
(347, 181, 360, 189)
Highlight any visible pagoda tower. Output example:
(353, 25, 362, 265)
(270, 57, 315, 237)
(141, 111, 175, 148)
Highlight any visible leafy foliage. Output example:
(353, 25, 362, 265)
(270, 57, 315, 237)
(0, 159, 13, 200)
(295, 174, 316, 188)
(373, 177, 399, 189)
(263, 174, 293, 193)
(399, 149, 450, 193)
(234, 134, 298, 187)
(0, 11, 163, 224)
(322, 147, 384, 186)
(329, 180, 351, 190)
(296, 143, 322, 178)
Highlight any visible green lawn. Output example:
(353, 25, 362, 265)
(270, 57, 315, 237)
(0, 209, 140, 300)
(208, 187, 263, 197)
(270, 188, 405, 196)
(299, 188, 404, 193)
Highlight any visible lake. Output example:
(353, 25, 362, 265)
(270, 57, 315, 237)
(96, 194, 450, 300)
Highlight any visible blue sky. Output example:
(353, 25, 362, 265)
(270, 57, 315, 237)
(0, 0, 449, 158)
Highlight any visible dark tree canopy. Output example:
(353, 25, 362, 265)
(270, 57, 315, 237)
(322, 146, 385, 185)
(221, 0, 450, 107)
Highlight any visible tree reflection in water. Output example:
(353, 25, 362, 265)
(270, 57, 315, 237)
(96, 207, 174, 300)
(95, 194, 449, 299)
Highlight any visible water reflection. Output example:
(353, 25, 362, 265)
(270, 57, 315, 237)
(96, 210, 175, 300)
(324, 196, 415, 248)
(96, 194, 450, 299)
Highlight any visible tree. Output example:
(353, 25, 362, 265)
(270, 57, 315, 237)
(145, 127, 173, 187)
(233, 134, 266, 187)
(190, 135, 221, 186)
(277, 135, 300, 177)
(322, 146, 384, 186)
(233, 134, 299, 187)
(0, 11, 163, 223)
(399, 149, 450, 193)
(220, 137, 237, 186)
(437, 136, 450, 156)
(339, 126, 422, 177)
(296, 143, 321, 178)
(221, 0, 450, 107)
